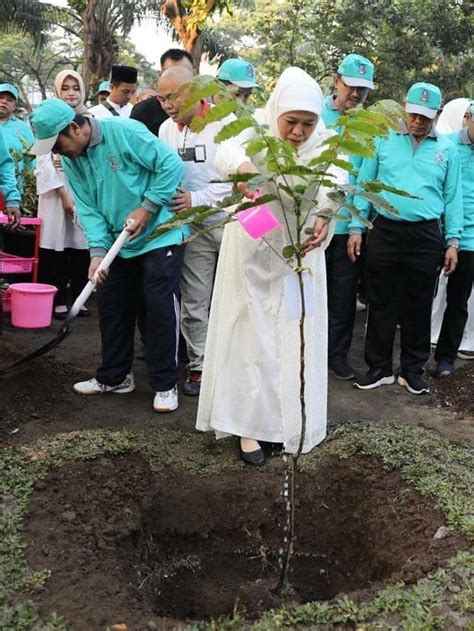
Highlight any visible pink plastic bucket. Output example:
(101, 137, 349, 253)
(237, 203, 281, 239)
(10, 283, 58, 328)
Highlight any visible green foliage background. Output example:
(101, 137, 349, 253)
(210, 0, 473, 101)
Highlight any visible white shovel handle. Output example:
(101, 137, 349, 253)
(68, 220, 134, 319)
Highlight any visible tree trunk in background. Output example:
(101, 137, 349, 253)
(161, 0, 216, 72)
(81, 0, 118, 95)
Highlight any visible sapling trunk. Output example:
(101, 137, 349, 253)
(278, 210, 307, 592)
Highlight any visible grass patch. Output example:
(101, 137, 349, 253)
(1, 422, 473, 629)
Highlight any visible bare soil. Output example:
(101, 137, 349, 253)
(1, 301, 472, 629)
(0, 306, 472, 448)
(24, 453, 466, 630)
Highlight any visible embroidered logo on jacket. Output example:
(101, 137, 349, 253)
(434, 150, 446, 165)
(107, 154, 121, 171)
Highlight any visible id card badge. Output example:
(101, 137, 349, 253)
(283, 272, 315, 321)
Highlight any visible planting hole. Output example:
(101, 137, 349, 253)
(25, 453, 465, 629)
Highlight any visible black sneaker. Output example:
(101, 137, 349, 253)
(353, 369, 395, 390)
(183, 370, 202, 396)
(397, 372, 430, 395)
(329, 359, 355, 380)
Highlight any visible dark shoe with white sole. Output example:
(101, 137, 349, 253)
(397, 372, 430, 395)
(353, 369, 395, 390)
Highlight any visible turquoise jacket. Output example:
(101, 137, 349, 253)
(353, 124, 463, 242)
(448, 128, 474, 251)
(1, 116, 35, 192)
(0, 126, 20, 208)
(322, 95, 363, 236)
(62, 118, 187, 258)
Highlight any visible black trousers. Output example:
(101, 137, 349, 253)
(435, 250, 474, 364)
(39, 247, 90, 306)
(325, 234, 363, 363)
(364, 215, 443, 375)
(96, 245, 183, 391)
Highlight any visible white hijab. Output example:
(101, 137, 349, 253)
(436, 98, 471, 133)
(264, 67, 327, 162)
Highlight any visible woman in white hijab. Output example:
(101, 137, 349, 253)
(436, 98, 471, 134)
(196, 67, 344, 464)
(36, 69, 90, 318)
(432, 97, 474, 363)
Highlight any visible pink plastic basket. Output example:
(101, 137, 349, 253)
(0, 252, 37, 274)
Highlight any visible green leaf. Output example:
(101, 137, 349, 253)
(179, 76, 221, 116)
(236, 194, 277, 211)
(245, 138, 267, 157)
(337, 137, 374, 157)
(363, 180, 420, 199)
(346, 119, 382, 136)
(189, 100, 237, 132)
(343, 203, 373, 227)
(282, 245, 296, 259)
(215, 117, 255, 142)
(279, 165, 314, 176)
(331, 158, 354, 172)
(327, 190, 346, 204)
(357, 190, 400, 216)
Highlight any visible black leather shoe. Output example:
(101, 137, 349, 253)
(239, 442, 265, 466)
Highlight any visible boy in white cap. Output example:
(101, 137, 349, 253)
(216, 58, 260, 103)
(352, 82, 463, 395)
(97, 81, 110, 105)
(321, 54, 375, 380)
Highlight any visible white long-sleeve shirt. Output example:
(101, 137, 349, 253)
(89, 98, 133, 119)
(159, 112, 234, 217)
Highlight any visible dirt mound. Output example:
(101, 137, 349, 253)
(24, 452, 466, 629)
(431, 363, 474, 418)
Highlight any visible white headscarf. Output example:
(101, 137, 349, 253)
(436, 98, 471, 133)
(264, 67, 327, 161)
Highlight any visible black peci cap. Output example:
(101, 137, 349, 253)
(111, 65, 138, 84)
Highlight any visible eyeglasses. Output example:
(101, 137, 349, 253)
(339, 78, 369, 97)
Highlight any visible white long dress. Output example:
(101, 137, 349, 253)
(196, 67, 345, 453)
(36, 153, 88, 251)
(196, 199, 334, 453)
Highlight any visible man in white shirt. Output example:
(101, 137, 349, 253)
(89, 65, 137, 118)
(158, 66, 234, 396)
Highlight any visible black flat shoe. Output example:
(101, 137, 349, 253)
(77, 308, 90, 318)
(53, 310, 68, 321)
(239, 443, 266, 467)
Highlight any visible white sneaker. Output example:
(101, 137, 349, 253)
(153, 385, 178, 413)
(73, 373, 135, 395)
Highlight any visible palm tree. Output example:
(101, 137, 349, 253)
(0, 0, 49, 45)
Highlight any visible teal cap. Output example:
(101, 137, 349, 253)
(0, 83, 19, 99)
(406, 82, 442, 119)
(337, 54, 374, 90)
(217, 58, 259, 88)
(98, 80, 110, 93)
(29, 98, 76, 156)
